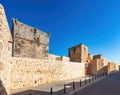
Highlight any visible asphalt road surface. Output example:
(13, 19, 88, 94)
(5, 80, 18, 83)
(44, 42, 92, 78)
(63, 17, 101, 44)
(74, 71, 120, 95)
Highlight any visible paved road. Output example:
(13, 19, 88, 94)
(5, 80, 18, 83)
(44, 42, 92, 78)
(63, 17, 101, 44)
(74, 71, 120, 95)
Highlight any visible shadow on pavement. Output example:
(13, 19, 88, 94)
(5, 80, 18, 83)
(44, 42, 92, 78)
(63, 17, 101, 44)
(0, 80, 8, 95)
(10, 78, 95, 95)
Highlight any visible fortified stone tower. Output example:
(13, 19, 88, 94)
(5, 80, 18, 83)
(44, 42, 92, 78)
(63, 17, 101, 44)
(68, 43, 88, 63)
(11, 19, 50, 59)
(0, 4, 12, 95)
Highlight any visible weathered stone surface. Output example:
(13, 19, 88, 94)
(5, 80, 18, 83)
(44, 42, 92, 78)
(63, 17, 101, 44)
(89, 58, 108, 75)
(11, 18, 50, 59)
(0, 62, 3, 70)
(9, 57, 85, 91)
(48, 54, 70, 62)
(108, 62, 119, 73)
(68, 44, 88, 63)
(0, 33, 3, 39)
(88, 54, 93, 61)
(0, 17, 3, 24)
(0, 4, 12, 95)
(0, 42, 3, 50)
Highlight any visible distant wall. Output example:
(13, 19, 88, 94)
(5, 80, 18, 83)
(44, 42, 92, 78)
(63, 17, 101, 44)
(11, 18, 50, 59)
(9, 57, 85, 91)
(89, 59, 108, 75)
(108, 62, 119, 73)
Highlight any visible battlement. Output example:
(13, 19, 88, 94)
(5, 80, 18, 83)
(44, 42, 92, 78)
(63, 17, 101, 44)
(93, 54, 103, 59)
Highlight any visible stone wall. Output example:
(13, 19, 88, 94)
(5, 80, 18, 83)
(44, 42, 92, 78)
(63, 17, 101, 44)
(9, 57, 85, 91)
(115, 63, 119, 71)
(88, 54, 93, 61)
(89, 59, 108, 75)
(11, 18, 50, 59)
(108, 62, 119, 73)
(0, 4, 12, 95)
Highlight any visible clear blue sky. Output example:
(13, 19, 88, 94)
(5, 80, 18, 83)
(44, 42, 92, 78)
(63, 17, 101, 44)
(1, 0, 120, 63)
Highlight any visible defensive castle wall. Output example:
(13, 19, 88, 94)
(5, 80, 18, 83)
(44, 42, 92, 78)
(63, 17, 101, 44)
(0, 4, 85, 95)
(0, 4, 119, 95)
(9, 57, 85, 91)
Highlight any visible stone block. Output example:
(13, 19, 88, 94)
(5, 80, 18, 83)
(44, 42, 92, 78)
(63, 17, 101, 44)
(0, 42, 3, 51)
(0, 33, 3, 39)
(0, 62, 3, 70)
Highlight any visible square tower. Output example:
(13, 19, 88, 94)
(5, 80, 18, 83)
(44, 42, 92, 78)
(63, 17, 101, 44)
(11, 18, 50, 59)
(68, 43, 88, 63)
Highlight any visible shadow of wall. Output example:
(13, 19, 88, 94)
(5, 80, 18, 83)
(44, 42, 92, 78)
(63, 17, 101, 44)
(96, 66, 108, 75)
(0, 80, 7, 95)
(88, 63, 108, 76)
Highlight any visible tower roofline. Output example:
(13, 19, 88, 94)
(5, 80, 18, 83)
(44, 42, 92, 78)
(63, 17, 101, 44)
(68, 43, 87, 50)
(93, 54, 102, 56)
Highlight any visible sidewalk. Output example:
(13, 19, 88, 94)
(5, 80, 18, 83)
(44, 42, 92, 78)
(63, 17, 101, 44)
(10, 73, 107, 95)
(10, 75, 94, 95)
